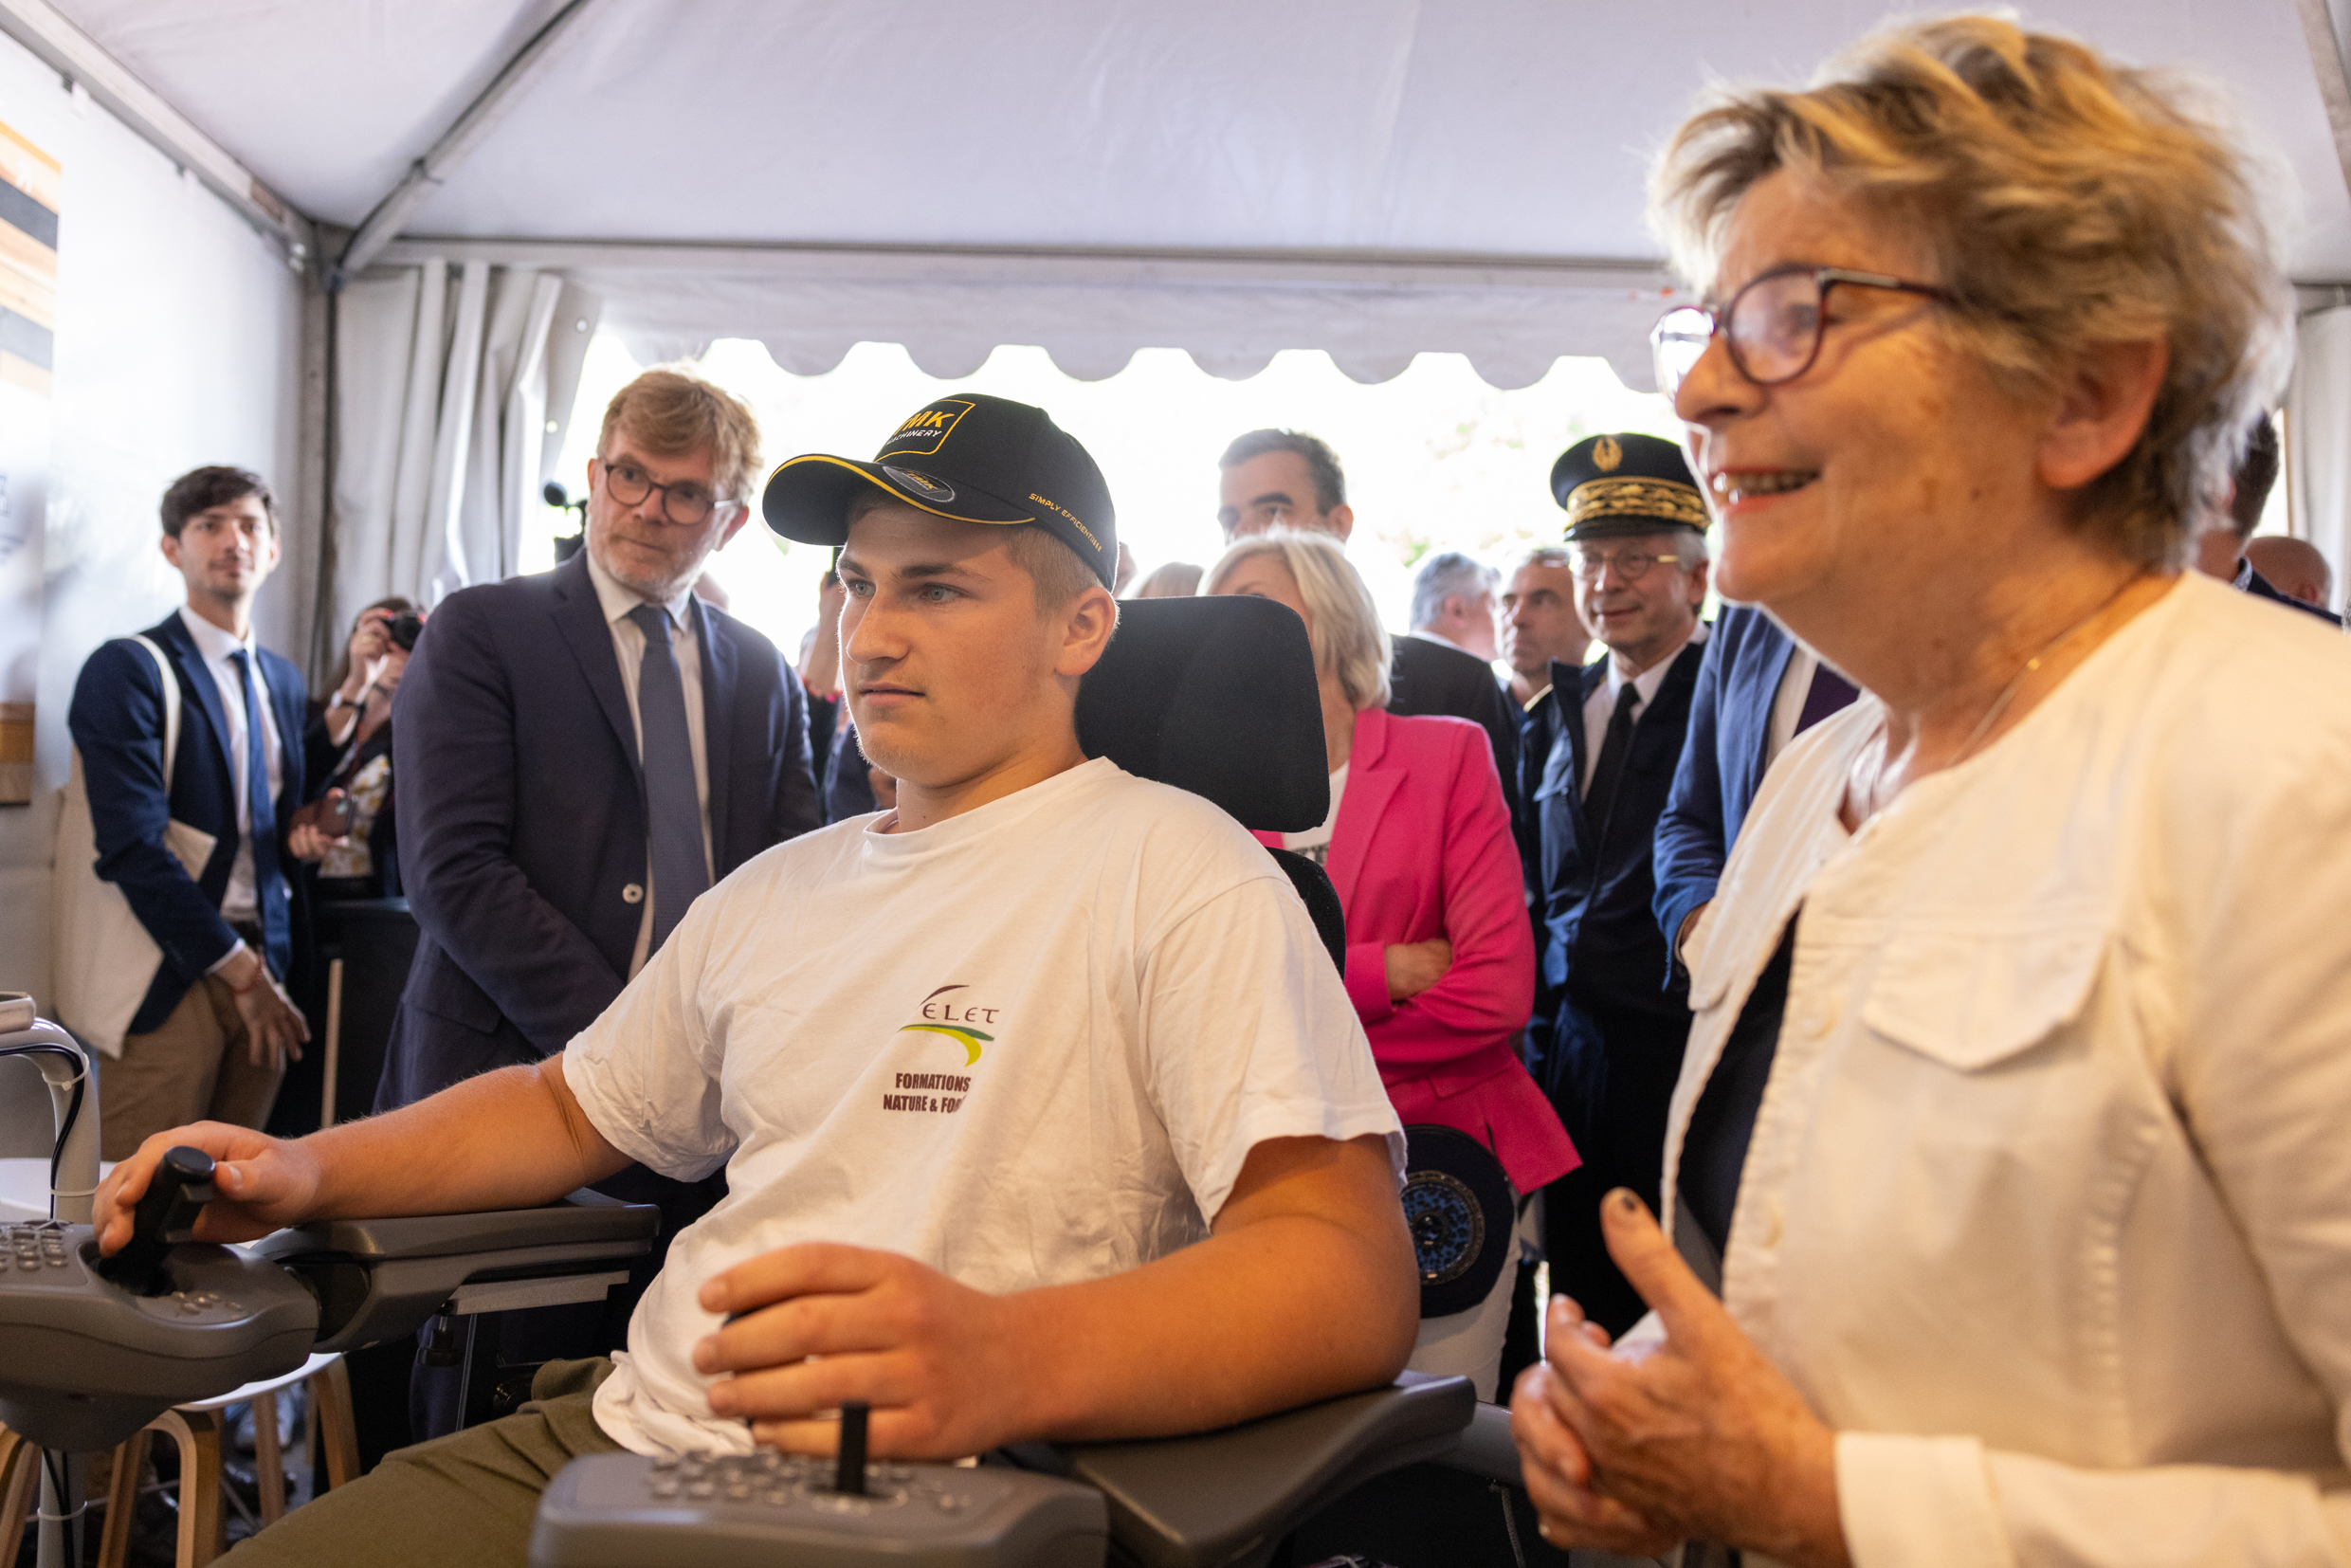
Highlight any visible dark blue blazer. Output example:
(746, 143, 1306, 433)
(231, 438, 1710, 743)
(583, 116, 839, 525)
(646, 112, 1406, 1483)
(1525, 639, 1704, 1060)
(381, 554, 823, 1107)
(1651, 606, 1795, 959)
(67, 612, 309, 1033)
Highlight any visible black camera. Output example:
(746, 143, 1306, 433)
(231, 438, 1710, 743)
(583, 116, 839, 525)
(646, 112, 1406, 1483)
(388, 612, 425, 652)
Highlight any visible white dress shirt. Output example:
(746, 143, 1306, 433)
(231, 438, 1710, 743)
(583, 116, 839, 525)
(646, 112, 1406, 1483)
(583, 553, 713, 976)
(174, 605, 284, 925)
(1578, 622, 1705, 794)
(1664, 574, 2351, 1568)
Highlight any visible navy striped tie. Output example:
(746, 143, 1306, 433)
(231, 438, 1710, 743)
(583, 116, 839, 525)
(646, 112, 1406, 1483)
(228, 648, 288, 965)
(628, 605, 710, 951)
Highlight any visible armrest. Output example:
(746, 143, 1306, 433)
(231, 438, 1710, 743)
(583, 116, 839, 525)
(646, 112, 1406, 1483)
(1427, 1401, 1521, 1486)
(1015, 1373, 1474, 1568)
(252, 1191, 659, 1353)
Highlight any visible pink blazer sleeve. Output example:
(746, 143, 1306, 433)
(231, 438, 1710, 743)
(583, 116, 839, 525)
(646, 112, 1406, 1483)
(1366, 725, 1537, 1073)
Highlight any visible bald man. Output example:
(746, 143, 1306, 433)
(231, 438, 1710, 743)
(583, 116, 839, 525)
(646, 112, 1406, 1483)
(2243, 536, 2336, 617)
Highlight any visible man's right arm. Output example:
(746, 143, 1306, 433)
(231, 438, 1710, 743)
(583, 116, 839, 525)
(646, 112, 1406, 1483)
(394, 594, 627, 1052)
(69, 641, 240, 978)
(1651, 633, 1729, 982)
(91, 1054, 631, 1253)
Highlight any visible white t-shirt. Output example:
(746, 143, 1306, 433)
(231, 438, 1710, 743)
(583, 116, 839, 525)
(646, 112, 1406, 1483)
(562, 757, 1404, 1458)
(1281, 764, 1349, 867)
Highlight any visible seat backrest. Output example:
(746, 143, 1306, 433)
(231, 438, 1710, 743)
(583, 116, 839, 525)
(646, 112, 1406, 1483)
(1077, 597, 1345, 971)
(1077, 596, 1328, 834)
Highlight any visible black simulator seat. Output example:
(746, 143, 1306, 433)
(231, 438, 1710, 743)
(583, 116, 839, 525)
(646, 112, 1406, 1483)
(1, 594, 1529, 1568)
(1078, 594, 1346, 974)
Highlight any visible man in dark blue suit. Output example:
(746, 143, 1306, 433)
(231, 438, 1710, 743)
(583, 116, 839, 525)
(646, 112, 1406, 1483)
(69, 466, 319, 1158)
(1524, 434, 1711, 1338)
(1651, 606, 1858, 974)
(382, 370, 822, 1413)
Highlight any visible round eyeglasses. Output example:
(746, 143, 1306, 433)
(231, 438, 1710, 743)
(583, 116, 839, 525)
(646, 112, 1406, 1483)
(598, 459, 738, 526)
(1650, 264, 1956, 401)
(1566, 547, 1688, 583)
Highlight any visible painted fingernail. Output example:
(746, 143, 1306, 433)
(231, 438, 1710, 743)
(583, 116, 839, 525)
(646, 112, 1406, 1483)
(1610, 1188, 1642, 1214)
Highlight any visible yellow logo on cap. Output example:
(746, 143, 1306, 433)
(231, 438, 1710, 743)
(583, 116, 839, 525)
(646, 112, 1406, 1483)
(1593, 436, 1623, 473)
(882, 399, 975, 460)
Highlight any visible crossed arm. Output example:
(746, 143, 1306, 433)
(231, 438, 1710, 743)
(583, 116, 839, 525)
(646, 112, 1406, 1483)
(95, 1059, 1416, 1460)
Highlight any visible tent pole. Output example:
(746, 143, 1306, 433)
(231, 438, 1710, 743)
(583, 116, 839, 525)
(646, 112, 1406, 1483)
(334, 0, 600, 284)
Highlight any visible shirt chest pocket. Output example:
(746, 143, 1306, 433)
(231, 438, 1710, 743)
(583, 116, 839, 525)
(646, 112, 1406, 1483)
(1859, 913, 2110, 1071)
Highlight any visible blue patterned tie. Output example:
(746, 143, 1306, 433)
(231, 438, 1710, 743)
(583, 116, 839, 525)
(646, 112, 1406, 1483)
(228, 649, 287, 965)
(628, 605, 710, 951)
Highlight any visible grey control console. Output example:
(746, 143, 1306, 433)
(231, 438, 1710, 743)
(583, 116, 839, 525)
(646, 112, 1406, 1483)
(531, 1449, 1108, 1567)
(0, 1215, 317, 1451)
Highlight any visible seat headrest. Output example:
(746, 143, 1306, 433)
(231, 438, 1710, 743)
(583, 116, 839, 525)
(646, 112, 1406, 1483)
(1077, 596, 1329, 834)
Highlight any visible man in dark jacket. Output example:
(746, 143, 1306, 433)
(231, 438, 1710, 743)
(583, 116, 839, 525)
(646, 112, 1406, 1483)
(69, 466, 318, 1158)
(1524, 433, 1710, 1337)
(384, 370, 822, 1418)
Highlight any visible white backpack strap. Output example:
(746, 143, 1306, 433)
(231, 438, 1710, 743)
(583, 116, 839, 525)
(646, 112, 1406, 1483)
(128, 634, 181, 782)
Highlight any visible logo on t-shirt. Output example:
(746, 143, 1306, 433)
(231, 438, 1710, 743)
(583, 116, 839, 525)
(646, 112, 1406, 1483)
(882, 984, 1001, 1118)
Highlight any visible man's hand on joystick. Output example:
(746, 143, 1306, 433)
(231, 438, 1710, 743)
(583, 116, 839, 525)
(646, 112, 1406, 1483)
(94, 1123, 323, 1256)
(693, 1241, 1031, 1463)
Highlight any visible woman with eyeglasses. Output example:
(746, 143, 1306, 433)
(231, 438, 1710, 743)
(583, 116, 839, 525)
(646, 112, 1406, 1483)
(1510, 18, 2351, 1567)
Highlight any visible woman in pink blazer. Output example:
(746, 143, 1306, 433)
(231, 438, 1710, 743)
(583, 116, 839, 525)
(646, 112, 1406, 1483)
(1208, 529, 1576, 1399)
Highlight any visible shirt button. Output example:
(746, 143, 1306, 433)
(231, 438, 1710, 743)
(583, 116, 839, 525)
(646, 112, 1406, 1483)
(622, 883, 645, 905)
(1761, 1200, 1784, 1249)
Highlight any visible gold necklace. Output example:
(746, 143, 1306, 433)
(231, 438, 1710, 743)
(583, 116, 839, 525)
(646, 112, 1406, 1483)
(1850, 569, 2148, 821)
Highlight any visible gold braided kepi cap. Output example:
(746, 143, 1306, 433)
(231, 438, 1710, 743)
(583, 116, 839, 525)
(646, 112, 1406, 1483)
(1548, 432, 1707, 540)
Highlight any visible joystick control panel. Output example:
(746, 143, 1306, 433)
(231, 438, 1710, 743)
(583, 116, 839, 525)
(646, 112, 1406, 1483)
(0, 1149, 317, 1452)
(530, 1405, 1106, 1567)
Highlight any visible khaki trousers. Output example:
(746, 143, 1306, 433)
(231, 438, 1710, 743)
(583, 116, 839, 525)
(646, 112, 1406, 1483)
(219, 1359, 622, 1568)
(100, 975, 285, 1160)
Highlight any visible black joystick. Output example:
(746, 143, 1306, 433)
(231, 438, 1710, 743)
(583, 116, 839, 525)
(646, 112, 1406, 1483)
(98, 1146, 216, 1298)
(834, 1400, 868, 1496)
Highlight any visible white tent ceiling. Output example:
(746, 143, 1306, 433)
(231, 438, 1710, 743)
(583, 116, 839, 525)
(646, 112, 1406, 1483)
(35, 0, 2351, 388)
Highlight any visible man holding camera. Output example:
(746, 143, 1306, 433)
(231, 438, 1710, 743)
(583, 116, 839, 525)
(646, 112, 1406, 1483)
(68, 465, 330, 1159)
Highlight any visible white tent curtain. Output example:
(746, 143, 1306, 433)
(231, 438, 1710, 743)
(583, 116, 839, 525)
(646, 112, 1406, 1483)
(327, 260, 597, 646)
(2287, 303, 2351, 606)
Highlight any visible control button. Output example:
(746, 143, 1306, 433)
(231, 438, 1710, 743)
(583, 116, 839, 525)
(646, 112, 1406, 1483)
(622, 883, 646, 905)
(649, 1481, 679, 1500)
(685, 1481, 716, 1500)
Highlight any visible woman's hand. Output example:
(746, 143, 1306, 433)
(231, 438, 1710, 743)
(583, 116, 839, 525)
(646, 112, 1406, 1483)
(1383, 937, 1452, 1002)
(339, 611, 394, 703)
(1511, 1190, 1850, 1568)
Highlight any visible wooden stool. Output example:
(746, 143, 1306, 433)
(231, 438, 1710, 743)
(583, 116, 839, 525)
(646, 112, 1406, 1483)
(96, 1353, 358, 1568)
(0, 1424, 42, 1554)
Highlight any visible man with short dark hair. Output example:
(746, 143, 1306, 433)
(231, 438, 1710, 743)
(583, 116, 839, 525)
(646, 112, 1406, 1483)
(68, 466, 323, 1158)
(1217, 428, 1353, 542)
(100, 393, 1414, 1568)
(1523, 433, 1711, 1339)
(380, 369, 823, 1420)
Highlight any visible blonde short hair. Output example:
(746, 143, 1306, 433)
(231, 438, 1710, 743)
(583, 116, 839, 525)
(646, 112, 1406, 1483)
(597, 367, 763, 506)
(1205, 529, 1392, 711)
(1650, 15, 2293, 568)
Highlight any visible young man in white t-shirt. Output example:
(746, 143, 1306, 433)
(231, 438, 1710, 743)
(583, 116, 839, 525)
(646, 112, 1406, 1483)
(95, 392, 1415, 1566)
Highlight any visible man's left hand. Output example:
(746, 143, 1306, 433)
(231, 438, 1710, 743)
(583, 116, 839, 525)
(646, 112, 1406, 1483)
(1510, 1189, 1850, 1568)
(694, 1242, 1025, 1461)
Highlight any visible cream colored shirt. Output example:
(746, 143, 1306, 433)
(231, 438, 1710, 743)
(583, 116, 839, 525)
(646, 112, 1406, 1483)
(583, 553, 713, 976)
(1664, 574, 2351, 1568)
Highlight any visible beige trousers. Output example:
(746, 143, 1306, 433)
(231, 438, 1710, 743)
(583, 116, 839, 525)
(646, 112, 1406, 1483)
(100, 975, 284, 1160)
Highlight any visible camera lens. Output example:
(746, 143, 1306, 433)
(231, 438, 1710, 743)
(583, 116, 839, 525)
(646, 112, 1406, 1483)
(389, 613, 425, 652)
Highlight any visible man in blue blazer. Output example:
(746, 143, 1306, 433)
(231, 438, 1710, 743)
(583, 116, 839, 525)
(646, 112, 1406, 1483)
(69, 466, 319, 1158)
(382, 371, 821, 1412)
(1651, 606, 1857, 973)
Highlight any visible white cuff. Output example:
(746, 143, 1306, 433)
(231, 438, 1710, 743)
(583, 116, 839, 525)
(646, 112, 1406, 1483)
(204, 939, 251, 977)
(1836, 1431, 2018, 1568)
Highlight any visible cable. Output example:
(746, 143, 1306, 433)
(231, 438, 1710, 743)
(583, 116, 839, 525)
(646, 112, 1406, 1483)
(0, 1042, 88, 1217)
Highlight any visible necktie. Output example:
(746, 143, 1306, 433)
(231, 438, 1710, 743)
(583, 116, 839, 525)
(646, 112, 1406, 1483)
(1795, 662, 1859, 736)
(1584, 680, 1641, 829)
(228, 649, 287, 963)
(628, 605, 710, 951)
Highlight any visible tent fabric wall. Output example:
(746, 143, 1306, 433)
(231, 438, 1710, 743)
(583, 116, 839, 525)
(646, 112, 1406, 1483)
(0, 27, 304, 1014)
(2288, 304, 2351, 604)
(328, 260, 594, 639)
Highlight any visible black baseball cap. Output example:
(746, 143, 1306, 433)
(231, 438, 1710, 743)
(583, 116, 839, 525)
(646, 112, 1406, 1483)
(1549, 432, 1708, 541)
(762, 394, 1118, 587)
